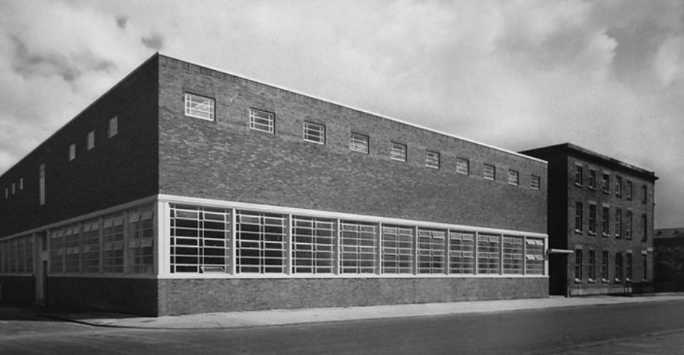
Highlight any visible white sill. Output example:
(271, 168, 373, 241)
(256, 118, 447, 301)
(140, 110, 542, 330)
(574, 278, 582, 283)
(601, 279, 609, 283)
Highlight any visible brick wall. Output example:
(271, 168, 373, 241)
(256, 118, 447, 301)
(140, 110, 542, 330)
(0, 276, 34, 305)
(157, 56, 547, 233)
(0, 56, 159, 238)
(157, 277, 547, 315)
(48, 277, 158, 316)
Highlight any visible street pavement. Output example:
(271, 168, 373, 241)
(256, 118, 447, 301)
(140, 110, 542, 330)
(3, 296, 684, 354)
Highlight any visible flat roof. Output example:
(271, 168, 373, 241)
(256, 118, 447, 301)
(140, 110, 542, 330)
(521, 142, 657, 181)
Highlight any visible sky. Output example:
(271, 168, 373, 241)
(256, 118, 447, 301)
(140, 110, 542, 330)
(0, 0, 682, 227)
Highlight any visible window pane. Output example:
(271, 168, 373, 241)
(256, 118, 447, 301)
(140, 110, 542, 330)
(249, 108, 275, 134)
(303, 122, 325, 144)
(292, 216, 335, 274)
(236, 211, 286, 273)
(417, 229, 445, 274)
(503, 235, 523, 274)
(477, 233, 500, 274)
(390, 142, 407, 162)
(425, 151, 440, 169)
(341, 222, 377, 274)
(456, 158, 470, 175)
(350, 133, 369, 153)
(449, 231, 474, 274)
(184, 93, 215, 121)
(382, 225, 413, 274)
(483, 164, 496, 180)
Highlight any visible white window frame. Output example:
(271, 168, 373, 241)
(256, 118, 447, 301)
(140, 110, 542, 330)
(456, 158, 469, 175)
(303, 121, 325, 144)
(184, 93, 215, 121)
(87, 130, 95, 150)
(390, 142, 407, 162)
(248, 108, 275, 134)
(483, 164, 496, 181)
(349, 132, 369, 154)
(507, 169, 519, 186)
(425, 150, 440, 169)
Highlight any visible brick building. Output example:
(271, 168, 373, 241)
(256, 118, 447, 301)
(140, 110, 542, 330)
(0, 54, 548, 315)
(522, 144, 657, 296)
(654, 228, 684, 292)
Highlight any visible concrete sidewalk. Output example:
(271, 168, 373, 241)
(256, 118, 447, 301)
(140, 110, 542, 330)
(50, 294, 684, 330)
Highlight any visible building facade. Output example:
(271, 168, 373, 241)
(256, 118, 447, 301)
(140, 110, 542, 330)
(654, 228, 684, 292)
(0, 54, 548, 315)
(522, 144, 657, 296)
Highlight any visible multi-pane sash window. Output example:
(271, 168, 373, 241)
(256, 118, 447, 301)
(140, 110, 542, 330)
(81, 220, 100, 273)
(64, 225, 81, 273)
(642, 253, 648, 280)
(575, 165, 583, 186)
(381, 226, 413, 274)
(625, 253, 632, 281)
(588, 169, 597, 189)
(87, 131, 95, 150)
(456, 158, 470, 175)
(625, 210, 633, 239)
(602, 174, 610, 194)
(127, 207, 154, 274)
(417, 229, 446, 274)
(575, 250, 583, 281)
(615, 176, 623, 198)
(477, 233, 500, 274)
(103, 214, 125, 273)
(340, 222, 377, 274)
(390, 142, 407, 162)
(525, 238, 545, 275)
(483, 164, 496, 181)
(530, 175, 541, 190)
(588, 204, 597, 234)
(626, 180, 633, 200)
(425, 150, 440, 169)
(503, 235, 523, 274)
(642, 185, 648, 204)
(236, 211, 286, 273)
(574, 202, 583, 232)
(170, 205, 232, 273)
(303, 122, 325, 144)
(39, 163, 45, 205)
(108, 116, 118, 138)
(249, 108, 275, 134)
(601, 207, 610, 236)
(615, 253, 623, 282)
(349, 133, 369, 154)
(449, 231, 475, 274)
(0, 236, 33, 273)
(508, 169, 519, 186)
(184, 93, 215, 121)
(292, 216, 335, 274)
(615, 208, 622, 238)
(601, 251, 609, 281)
(588, 250, 596, 281)
(641, 214, 648, 242)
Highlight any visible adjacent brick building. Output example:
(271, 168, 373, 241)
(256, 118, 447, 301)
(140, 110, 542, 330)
(0, 53, 549, 315)
(654, 228, 684, 292)
(522, 144, 657, 296)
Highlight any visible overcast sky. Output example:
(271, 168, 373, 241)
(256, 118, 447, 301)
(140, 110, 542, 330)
(0, 0, 682, 227)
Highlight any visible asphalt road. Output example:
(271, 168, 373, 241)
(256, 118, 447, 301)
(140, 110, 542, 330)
(3, 299, 684, 354)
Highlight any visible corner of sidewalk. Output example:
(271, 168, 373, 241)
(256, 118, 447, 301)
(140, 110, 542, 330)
(42, 293, 684, 330)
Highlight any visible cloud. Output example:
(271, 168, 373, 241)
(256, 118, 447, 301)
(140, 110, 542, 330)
(0, 0, 683, 227)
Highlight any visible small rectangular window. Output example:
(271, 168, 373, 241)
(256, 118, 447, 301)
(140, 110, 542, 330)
(625, 180, 633, 200)
(249, 108, 275, 134)
(575, 165, 583, 186)
(184, 93, 215, 121)
(302, 121, 325, 144)
(87, 131, 95, 150)
(390, 142, 407, 162)
(588, 204, 597, 234)
(601, 206, 610, 236)
(625, 253, 632, 281)
(425, 150, 440, 169)
(625, 210, 633, 239)
(4, 187, 7, 199)
(483, 164, 496, 181)
(601, 251, 609, 282)
(615, 176, 623, 198)
(349, 133, 369, 154)
(588, 169, 597, 189)
(575, 249, 583, 282)
(39, 164, 46, 206)
(641, 185, 648, 204)
(19, 178, 23, 190)
(456, 158, 470, 175)
(11, 183, 15, 195)
(507, 169, 519, 186)
(108, 116, 118, 138)
(588, 250, 596, 281)
(68, 144, 76, 161)
(641, 214, 648, 242)
(615, 253, 623, 282)
(615, 208, 622, 238)
(530, 175, 541, 190)
(602, 174, 610, 194)
(574, 202, 583, 232)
